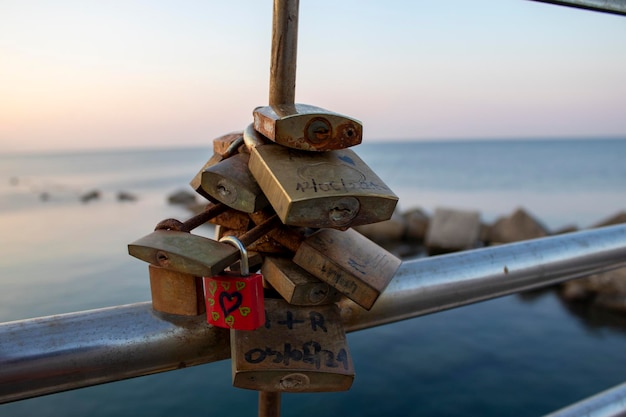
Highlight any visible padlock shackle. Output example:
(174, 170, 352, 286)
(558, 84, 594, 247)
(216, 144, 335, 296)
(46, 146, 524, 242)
(155, 202, 228, 232)
(219, 236, 250, 276)
(269, 0, 299, 107)
(243, 123, 268, 151)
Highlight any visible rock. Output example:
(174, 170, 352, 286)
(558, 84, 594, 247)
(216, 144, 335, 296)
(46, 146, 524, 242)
(560, 267, 626, 313)
(403, 208, 429, 242)
(553, 224, 579, 235)
(80, 190, 101, 203)
(592, 211, 626, 228)
(489, 207, 549, 244)
(117, 191, 137, 202)
(425, 207, 481, 255)
(354, 210, 406, 243)
(168, 190, 197, 206)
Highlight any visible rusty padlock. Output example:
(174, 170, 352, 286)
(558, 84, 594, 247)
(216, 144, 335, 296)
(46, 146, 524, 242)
(203, 236, 265, 330)
(148, 265, 205, 316)
(231, 298, 354, 392)
(253, 103, 362, 151)
(244, 124, 398, 229)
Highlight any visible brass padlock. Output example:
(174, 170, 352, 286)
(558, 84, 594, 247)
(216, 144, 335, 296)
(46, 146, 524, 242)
(261, 256, 342, 306)
(148, 265, 205, 316)
(189, 132, 244, 200)
(253, 104, 362, 151)
(292, 228, 401, 310)
(231, 298, 354, 392)
(200, 152, 269, 213)
(128, 214, 282, 276)
(244, 124, 399, 229)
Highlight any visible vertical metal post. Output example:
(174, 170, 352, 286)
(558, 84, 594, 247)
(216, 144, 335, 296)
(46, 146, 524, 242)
(258, 391, 281, 417)
(269, 0, 299, 107)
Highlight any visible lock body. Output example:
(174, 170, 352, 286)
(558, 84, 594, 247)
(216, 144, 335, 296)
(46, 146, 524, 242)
(149, 265, 205, 316)
(253, 104, 362, 151)
(203, 271, 265, 330)
(231, 298, 354, 392)
(262, 256, 341, 306)
(201, 153, 269, 213)
(293, 228, 401, 310)
(248, 145, 398, 229)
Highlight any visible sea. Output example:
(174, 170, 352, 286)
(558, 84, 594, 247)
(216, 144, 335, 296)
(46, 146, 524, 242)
(1, 138, 625, 417)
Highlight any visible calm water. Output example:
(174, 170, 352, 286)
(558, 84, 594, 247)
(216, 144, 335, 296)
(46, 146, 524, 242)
(1, 138, 626, 416)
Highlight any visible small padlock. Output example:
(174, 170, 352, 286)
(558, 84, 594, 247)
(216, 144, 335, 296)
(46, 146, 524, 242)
(200, 152, 269, 213)
(244, 124, 398, 229)
(292, 227, 401, 311)
(148, 265, 205, 316)
(261, 256, 342, 306)
(253, 103, 362, 151)
(231, 298, 354, 392)
(189, 132, 244, 200)
(203, 236, 265, 330)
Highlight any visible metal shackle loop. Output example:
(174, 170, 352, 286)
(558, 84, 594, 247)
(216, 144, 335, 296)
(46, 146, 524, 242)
(243, 123, 266, 151)
(219, 236, 249, 276)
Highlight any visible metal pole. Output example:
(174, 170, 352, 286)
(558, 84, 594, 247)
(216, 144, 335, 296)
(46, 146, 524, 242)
(258, 391, 281, 417)
(269, 0, 299, 107)
(542, 381, 626, 417)
(1, 225, 626, 404)
(527, 0, 626, 16)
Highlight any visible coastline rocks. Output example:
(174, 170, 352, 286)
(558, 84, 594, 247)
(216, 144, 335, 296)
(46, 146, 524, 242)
(488, 207, 549, 244)
(561, 267, 626, 313)
(425, 208, 481, 255)
(592, 211, 626, 228)
(168, 190, 197, 206)
(354, 210, 406, 243)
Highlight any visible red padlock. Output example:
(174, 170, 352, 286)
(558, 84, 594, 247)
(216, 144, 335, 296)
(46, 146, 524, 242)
(203, 236, 265, 330)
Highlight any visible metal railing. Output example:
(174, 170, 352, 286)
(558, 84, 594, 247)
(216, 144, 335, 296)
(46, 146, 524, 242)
(2, 224, 626, 414)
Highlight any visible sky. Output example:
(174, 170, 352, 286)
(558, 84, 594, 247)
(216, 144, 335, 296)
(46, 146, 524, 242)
(1, 0, 626, 153)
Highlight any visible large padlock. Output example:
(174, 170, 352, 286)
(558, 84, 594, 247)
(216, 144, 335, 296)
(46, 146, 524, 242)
(261, 256, 342, 306)
(200, 152, 269, 213)
(244, 124, 398, 229)
(248, 210, 401, 311)
(231, 298, 354, 392)
(253, 103, 362, 151)
(203, 236, 265, 330)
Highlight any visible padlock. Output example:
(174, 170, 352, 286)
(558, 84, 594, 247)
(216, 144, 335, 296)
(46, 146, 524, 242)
(200, 152, 269, 213)
(248, 210, 401, 311)
(253, 103, 362, 151)
(244, 124, 398, 229)
(261, 256, 342, 306)
(292, 227, 401, 311)
(203, 236, 265, 330)
(148, 265, 205, 316)
(231, 298, 354, 392)
(189, 132, 244, 200)
(128, 213, 281, 276)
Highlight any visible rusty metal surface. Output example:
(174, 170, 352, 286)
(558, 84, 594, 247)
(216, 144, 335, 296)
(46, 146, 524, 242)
(269, 0, 299, 107)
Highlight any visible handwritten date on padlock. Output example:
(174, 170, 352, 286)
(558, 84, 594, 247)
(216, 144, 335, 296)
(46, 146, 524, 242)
(203, 271, 265, 330)
(231, 299, 354, 392)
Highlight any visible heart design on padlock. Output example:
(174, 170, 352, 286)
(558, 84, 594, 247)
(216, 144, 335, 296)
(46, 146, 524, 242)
(219, 291, 243, 317)
(225, 315, 235, 328)
(208, 298, 215, 307)
(239, 307, 251, 317)
(236, 281, 246, 291)
(221, 282, 231, 291)
(208, 280, 218, 296)
(211, 311, 220, 321)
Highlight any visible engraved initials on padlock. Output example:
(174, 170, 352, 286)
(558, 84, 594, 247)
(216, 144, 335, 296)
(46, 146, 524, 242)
(203, 236, 265, 330)
(231, 298, 354, 392)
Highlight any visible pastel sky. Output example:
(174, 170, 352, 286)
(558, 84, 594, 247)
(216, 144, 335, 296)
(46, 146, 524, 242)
(2, 1, 626, 152)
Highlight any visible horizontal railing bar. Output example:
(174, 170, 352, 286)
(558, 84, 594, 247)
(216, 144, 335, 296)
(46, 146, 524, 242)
(1, 224, 625, 404)
(542, 381, 626, 417)
(527, 0, 626, 15)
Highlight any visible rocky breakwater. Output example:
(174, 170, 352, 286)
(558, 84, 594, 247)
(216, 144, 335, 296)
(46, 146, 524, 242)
(353, 206, 626, 316)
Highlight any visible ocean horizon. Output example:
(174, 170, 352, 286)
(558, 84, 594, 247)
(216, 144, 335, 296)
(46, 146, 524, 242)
(1, 137, 626, 416)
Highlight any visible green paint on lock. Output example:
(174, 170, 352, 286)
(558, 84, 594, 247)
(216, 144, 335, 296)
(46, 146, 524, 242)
(236, 281, 246, 291)
(221, 282, 231, 291)
(239, 307, 251, 317)
(208, 298, 215, 306)
(225, 315, 235, 327)
(208, 280, 217, 296)
(212, 312, 220, 321)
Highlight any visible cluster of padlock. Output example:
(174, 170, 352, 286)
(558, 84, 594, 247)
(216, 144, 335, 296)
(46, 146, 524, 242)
(128, 104, 401, 394)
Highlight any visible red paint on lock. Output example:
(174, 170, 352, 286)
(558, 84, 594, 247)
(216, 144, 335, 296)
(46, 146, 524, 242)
(203, 271, 265, 330)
